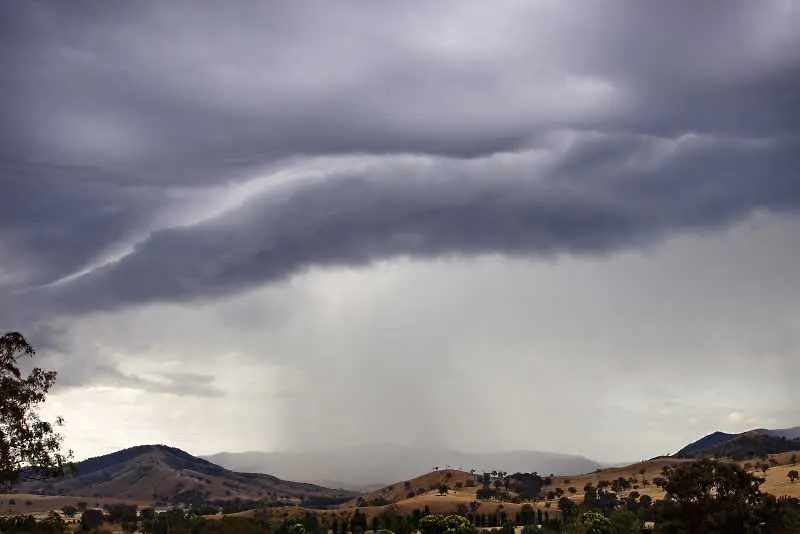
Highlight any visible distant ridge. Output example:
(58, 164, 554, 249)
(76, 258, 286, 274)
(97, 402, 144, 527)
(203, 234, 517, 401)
(69, 444, 229, 478)
(674, 427, 800, 460)
(204, 444, 602, 490)
(674, 431, 739, 457)
(763, 426, 800, 441)
(16, 444, 356, 505)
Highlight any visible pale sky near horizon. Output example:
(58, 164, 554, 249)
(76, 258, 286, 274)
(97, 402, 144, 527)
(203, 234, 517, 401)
(2, 0, 800, 466)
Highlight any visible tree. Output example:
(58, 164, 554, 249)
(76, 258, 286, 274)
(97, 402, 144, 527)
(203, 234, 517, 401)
(438, 483, 449, 496)
(106, 503, 138, 525)
(608, 509, 638, 533)
(80, 509, 105, 531)
(61, 505, 78, 518)
(789, 470, 799, 484)
(42, 510, 68, 534)
(418, 514, 475, 534)
(0, 332, 73, 493)
(557, 496, 577, 523)
(578, 511, 611, 534)
(518, 504, 535, 526)
(657, 459, 766, 533)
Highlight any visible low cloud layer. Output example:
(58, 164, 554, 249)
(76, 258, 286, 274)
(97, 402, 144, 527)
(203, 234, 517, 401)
(2, 1, 800, 462)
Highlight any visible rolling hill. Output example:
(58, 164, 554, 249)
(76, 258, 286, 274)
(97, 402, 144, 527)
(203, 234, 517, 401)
(674, 431, 739, 457)
(204, 444, 602, 490)
(673, 429, 800, 460)
(342, 451, 800, 519)
(233, 453, 800, 523)
(14, 444, 357, 506)
(344, 469, 478, 507)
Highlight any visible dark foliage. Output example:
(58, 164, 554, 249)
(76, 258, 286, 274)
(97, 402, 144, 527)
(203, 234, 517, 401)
(0, 332, 73, 492)
(506, 472, 546, 500)
(652, 459, 800, 533)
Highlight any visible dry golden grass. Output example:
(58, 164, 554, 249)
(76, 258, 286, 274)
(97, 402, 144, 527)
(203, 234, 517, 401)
(233, 452, 800, 523)
(341, 450, 800, 518)
(12, 449, 800, 521)
(757, 463, 800, 497)
(733, 452, 800, 499)
(0, 493, 145, 514)
(544, 458, 688, 503)
(345, 469, 478, 506)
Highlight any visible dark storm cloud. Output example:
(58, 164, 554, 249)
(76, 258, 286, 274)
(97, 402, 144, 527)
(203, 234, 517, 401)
(39, 133, 799, 314)
(0, 166, 172, 288)
(1, 0, 799, 315)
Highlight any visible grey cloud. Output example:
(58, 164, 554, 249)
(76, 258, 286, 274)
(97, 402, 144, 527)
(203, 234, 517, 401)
(0, 168, 172, 289)
(0, 1, 796, 308)
(37, 131, 800, 315)
(45, 216, 800, 459)
(3, 0, 798, 177)
(50, 359, 222, 398)
(7, 317, 223, 398)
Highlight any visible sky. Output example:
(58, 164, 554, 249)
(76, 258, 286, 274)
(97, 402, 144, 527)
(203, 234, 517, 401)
(1, 0, 799, 465)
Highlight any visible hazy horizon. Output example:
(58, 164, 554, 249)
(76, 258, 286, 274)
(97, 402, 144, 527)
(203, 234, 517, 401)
(2, 1, 799, 466)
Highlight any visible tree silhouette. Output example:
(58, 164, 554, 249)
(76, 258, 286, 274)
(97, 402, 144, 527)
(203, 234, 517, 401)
(657, 459, 767, 533)
(0, 332, 73, 495)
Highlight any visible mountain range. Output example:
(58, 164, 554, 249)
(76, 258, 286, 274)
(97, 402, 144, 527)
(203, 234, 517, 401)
(203, 443, 602, 491)
(10, 426, 800, 510)
(15, 444, 356, 506)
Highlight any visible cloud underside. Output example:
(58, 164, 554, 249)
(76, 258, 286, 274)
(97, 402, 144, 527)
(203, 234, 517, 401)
(9, 131, 797, 317)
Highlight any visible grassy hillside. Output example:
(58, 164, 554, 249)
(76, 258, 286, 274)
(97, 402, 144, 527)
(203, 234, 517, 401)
(13, 445, 356, 506)
(346, 469, 477, 506)
(224, 450, 800, 527)
(674, 431, 738, 457)
(675, 431, 800, 460)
